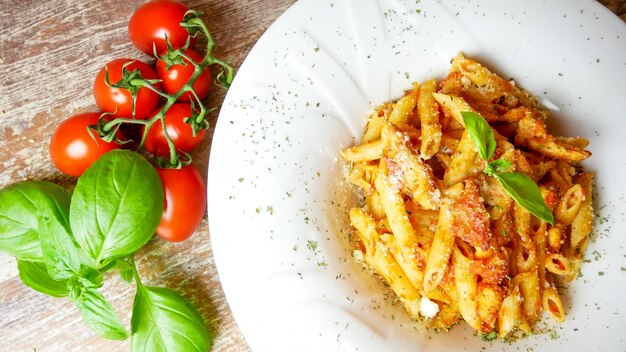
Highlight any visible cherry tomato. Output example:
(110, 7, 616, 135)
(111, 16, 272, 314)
(156, 165, 206, 242)
(144, 103, 206, 155)
(156, 49, 211, 102)
(50, 112, 120, 177)
(128, 0, 195, 56)
(93, 58, 161, 120)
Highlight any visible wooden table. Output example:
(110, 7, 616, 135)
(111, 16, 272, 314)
(0, 1, 623, 351)
(0, 1, 294, 351)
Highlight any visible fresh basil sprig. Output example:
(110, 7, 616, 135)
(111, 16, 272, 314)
(37, 203, 95, 281)
(485, 159, 512, 176)
(70, 149, 163, 269)
(75, 287, 130, 340)
(463, 111, 497, 162)
(17, 260, 70, 297)
(460, 111, 555, 225)
(0, 182, 71, 262)
(131, 261, 211, 352)
(0, 150, 211, 351)
(494, 172, 555, 225)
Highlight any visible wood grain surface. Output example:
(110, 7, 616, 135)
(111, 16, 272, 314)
(0, 1, 624, 352)
(0, 0, 294, 351)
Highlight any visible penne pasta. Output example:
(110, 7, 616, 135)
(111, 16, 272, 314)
(547, 224, 563, 252)
(341, 139, 383, 163)
(498, 284, 531, 337)
(362, 102, 394, 143)
(340, 53, 594, 340)
(350, 208, 422, 317)
(417, 79, 442, 159)
(432, 92, 474, 127)
(476, 283, 505, 331)
(388, 83, 419, 127)
(570, 173, 593, 249)
(555, 184, 584, 225)
(443, 130, 484, 187)
(515, 243, 537, 274)
(543, 286, 566, 323)
(422, 200, 456, 293)
(545, 253, 571, 276)
(532, 222, 549, 290)
(381, 122, 441, 210)
(516, 269, 541, 325)
(453, 245, 481, 331)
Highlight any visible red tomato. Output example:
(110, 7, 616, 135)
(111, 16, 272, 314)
(156, 165, 206, 242)
(50, 112, 120, 177)
(128, 0, 195, 56)
(156, 49, 211, 102)
(144, 103, 206, 155)
(93, 58, 161, 120)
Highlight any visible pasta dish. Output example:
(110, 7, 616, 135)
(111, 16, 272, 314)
(341, 53, 593, 340)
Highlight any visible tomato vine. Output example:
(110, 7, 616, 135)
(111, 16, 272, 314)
(95, 9, 234, 169)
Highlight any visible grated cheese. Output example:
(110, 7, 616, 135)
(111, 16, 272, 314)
(419, 296, 440, 319)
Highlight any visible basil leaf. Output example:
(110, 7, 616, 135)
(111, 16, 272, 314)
(461, 111, 496, 162)
(131, 285, 211, 352)
(460, 112, 554, 224)
(38, 203, 95, 280)
(17, 260, 69, 297)
(0, 182, 71, 262)
(485, 159, 512, 176)
(75, 287, 130, 340)
(489, 159, 512, 173)
(70, 150, 164, 268)
(494, 172, 555, 225)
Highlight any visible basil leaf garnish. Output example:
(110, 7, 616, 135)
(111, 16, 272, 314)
(17, 260, 69, 298)
(131, 285, 211, 352)
(75, 287, 130, 340)
(495, 172, 555, 225)
(37, 193, 94, 281)
(485, 159, 512, 176)
(461, 111, 496, 161)
(461, 111, 554, 225)
(0, 182, 71, 262)
(70, 150, 163, 269)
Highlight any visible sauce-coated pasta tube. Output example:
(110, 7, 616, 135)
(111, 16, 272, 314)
(418, 79, 442, 159)
(570, 173, 593, 249)
(350, 208, 422, 317)
(497, 284, 531, 337)
(341, 53, 594, 341)
(517, 269, 541, 325)
(453, 245, 481, 331)
(555, 184, 584, 225)
(543, 286, 566, 323)
(422, 183, 462, 292)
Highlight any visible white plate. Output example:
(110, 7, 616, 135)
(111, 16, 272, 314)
(207, 1, 626, 351)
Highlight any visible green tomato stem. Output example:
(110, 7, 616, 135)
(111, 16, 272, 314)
(187, 17, 215, 57)
(102, 118, 150, 132)
(211, 57, 234, 84)
(133, 79, 170, 99)
(99, 13, 229, 168)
